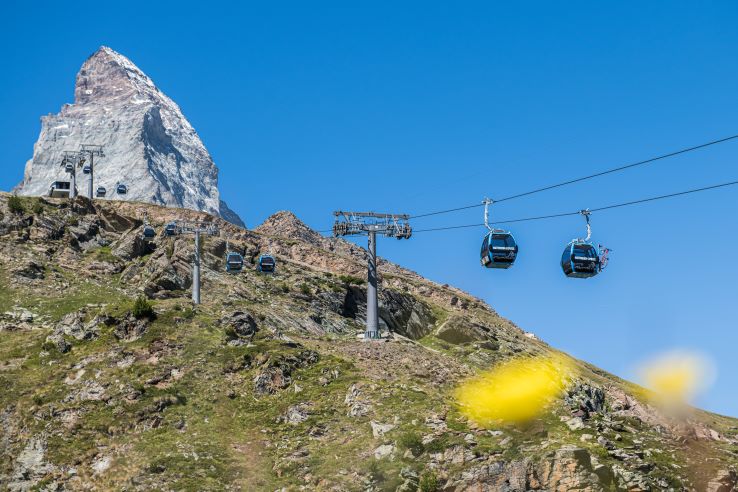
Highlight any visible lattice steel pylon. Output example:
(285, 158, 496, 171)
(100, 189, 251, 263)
(169, 221, 219, 305)
(332, 211, 412, 339)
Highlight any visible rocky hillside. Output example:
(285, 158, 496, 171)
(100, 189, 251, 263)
(0, 193, 736, 491)
(14, 46, 243, 227)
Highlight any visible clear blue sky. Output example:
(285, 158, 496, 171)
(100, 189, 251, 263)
(1, 1, 737, 416)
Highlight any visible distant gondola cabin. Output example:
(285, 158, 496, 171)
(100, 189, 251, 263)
(258, 254, 276, 273)
(226, 252, 244, 273)
(142, 226, 156, 241)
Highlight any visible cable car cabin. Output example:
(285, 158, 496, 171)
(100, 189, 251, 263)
(561, 242, 600, 278)
(142, 225, 156, 241)
(226, 253, 244, 273)
(48, 181, 72, 198)
(117, 184, 128, 195)
(165, 222, 177, 236)
(480, 231, 518, 269)
(64, 163, 74, 174)
(83, 165, 91, 175)
(96, 186, 106, 197)
(257, 254, 276, 273)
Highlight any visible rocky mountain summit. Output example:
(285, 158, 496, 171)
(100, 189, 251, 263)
(14, 46, 244, 227)
(0, 193, 736, 491)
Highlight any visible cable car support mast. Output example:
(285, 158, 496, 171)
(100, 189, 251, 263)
(332, 211, 412, 340)
(169, 221, 219, 305)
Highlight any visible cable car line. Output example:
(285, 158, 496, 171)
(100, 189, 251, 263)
(409, 132, 738, 220)
(409, 203, 482, 220)
(410, 178, 738, 233)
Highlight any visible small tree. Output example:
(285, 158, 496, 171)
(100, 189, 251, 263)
(7, 195, 24, 214)
(132, 295, 155, 319)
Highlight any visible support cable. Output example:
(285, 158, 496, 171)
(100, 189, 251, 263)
(410, 133, 738, 220)
(408, 179, 738, 233)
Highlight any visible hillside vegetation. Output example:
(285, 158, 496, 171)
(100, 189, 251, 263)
(0, 193, 736, 491)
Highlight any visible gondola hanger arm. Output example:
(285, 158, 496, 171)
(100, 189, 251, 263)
(579, 209, 592, 242)
(483, 198, 495, 232)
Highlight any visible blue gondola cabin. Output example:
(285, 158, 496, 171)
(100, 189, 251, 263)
(258, 254, 276, 273)
(226, 252, 244, 273)
(480, 231, 518, 269)
(561, 242, 600, 278)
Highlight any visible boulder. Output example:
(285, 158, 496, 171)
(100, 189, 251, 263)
(566, 383, 606, 418)
(378, 289, 436, 339)
(612, 464, 652, 491)
(253, 350, 318, 395)
(113, 315, 149, 341)
(345, 383, 371, 417)
(7, 437, 55, 491)
(254, 367, 291, 395)
(280, 404, 310, 425)
(13, 260, 45, 280)
(57, 311, 97, 341)
(112, 229, 155, 260)
(29, 215, 66, 241)
(396, 468, 420, 492)
(45, 333, 71, 354)
(221, 311, 258, 339)
(374, 444, 395, 460)
(436, 315, 491, 344)
(707, 470, 738, 492)
(68, 218, 102, 250)
(370, 421, 395, 439)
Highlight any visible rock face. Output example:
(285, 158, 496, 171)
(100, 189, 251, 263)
(15, 46, 244, 227)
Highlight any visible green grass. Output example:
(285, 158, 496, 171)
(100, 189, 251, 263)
(85, 245, 117, 263)
(0, 209, 728, 491)
(27, 283, 124, 321)
(0, 268, 15, 314)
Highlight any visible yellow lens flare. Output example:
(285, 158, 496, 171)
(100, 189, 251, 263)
(455, 354, 575, 426)
(638, 350, 716, 406)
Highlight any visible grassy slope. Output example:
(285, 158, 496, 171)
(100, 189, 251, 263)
(0, 196, 736, 490)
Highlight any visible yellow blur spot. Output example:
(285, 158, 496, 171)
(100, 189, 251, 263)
(639, 350, 715, 405)
(455, 354, 574, 425)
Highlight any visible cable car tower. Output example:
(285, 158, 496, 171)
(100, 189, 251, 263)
(168, 221, 219, 304)
(78, 144, 104, 200)
(60, 151, 80, 198)
(332, 211, 412, 340)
